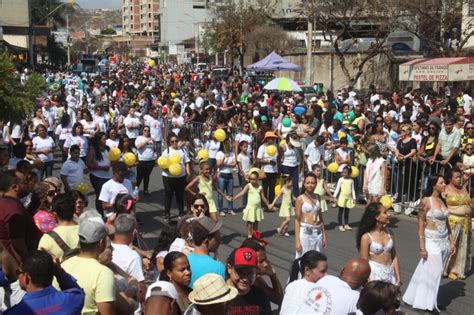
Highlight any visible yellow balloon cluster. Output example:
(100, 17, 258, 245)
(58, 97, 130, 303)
(169, 153, 181, 164)
(214, 129, 226, 142)
(157, 156, 170, 169)
(197, 149, 209, 162)
(169, 163, 182, 176)
(328, 162, 339, 173)
(380, 195, 393, 209)
(266, 145, 277, 157)
(147, 59, 155, 67)
(109, 147, 121, 162)
(74, 182, 89, 195)
(123, 153, 136, 167)
(350, 166, 359, 178)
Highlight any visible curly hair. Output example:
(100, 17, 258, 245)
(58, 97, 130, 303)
(29, 182, 55, 212)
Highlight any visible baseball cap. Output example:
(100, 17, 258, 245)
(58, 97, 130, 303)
(228, 247, 257, 269)
(191, 217, 223, 245)
(189, 274, 238, 305)
(78, 210, 111, 244)
(251, 230, 268, 246)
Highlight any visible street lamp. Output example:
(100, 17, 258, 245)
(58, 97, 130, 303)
(29, 0, 75, 66)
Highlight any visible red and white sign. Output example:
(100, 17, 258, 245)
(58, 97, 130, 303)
(399, 57, 474, 82)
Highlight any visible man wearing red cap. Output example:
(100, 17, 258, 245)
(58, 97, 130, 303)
(225, 248, 271, 315)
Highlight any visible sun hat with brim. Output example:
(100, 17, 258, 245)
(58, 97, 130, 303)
(188, 274, 238, 305)
(288, 136, 301, 148)
(263, 131, 278, 140)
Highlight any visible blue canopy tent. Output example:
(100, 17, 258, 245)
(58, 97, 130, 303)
(246, 51, 302, 72)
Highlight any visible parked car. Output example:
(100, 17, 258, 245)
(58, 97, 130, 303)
(300, 86, 318, 101)
(212, 67, 230, 81)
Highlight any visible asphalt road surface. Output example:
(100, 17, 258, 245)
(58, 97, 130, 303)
(75, 167, 473, 314)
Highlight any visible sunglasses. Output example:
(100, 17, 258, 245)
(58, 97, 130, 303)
(466, 127, 474, 130)
(170, 140, 178, 143)
(47, 190, 58, 197)
(193, 204, 206, 209)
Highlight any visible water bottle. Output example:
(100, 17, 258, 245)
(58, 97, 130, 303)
(133, 186, 139, 198)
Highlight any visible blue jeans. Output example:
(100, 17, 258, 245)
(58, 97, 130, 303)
(155, 141, 162, 157)
(41, 161, 54, 180)
(90, 174, 111, 215)
(238, 174, 248, 208)
(217, 173, 233, 212)
(282, 165, 299, 198)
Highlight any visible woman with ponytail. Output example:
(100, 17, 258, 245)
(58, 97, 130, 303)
(281, 250, 328, 314)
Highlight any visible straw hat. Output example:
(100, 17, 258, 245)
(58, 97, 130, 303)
(188, 274, 238, 305)
(263, 131, 278, 140)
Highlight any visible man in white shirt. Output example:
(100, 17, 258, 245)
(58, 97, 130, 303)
(112, 214, 145, 313)
(462, 89, 472, 116)
(144, 108, 164, 156)
(307, 258, 370, 315)
(123, 107, 141, 146)
(99, 162, 133, 215)
(304, 136, 324, 171)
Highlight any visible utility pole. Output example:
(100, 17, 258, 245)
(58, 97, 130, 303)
(306, 18, 313, 84)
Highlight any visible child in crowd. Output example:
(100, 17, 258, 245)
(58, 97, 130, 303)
(185, 161, 229, 221)
(237, 140, 251, 207)
(333, 166, 356, 232)
(233, 171, 270, 238)
(269, 175, 294, 237)
(312, 165, 334, 212)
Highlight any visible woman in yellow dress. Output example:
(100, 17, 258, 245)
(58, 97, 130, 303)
(444, 168, 472, 280)
(269, 176, 294, 237)
(333, 166, 356, 232)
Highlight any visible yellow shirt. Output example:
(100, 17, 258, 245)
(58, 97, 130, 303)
(62, 256, 116, 314)
(38, 225, 79, 261)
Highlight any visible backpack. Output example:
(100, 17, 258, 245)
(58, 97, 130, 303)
(46, 231, 80, 262)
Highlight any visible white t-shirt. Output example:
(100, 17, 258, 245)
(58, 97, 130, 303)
(301, 275, 359, 315)
(111, 243, 145, 282)
(32, 136, 55, 162)
(91, 150, 112, 179)
(124, 116, 141, 139)
(99, 178, 133, 205)
(205, 140, 221, 159)
(55, 123, 73, 141)
(106, 138, 119, 148)
(216, 151, 235, 174)
(281, 279, 324, 315)
(257, 144, 278, 173)
(60, 159, 86, 187)
(161, 148, 190, 178)
(171, 116, 185, 136)
(64, 135, 88, 157)
(10, 123, 23, 139)
(305, 142, 323, 170)
(93, 113, 108, 132)
(144, 115, 164, 142)
(81, 119, 96, 138)
(43, 107, 56, 132)
(135, 136, 155, 161)
(237, 153, 251, 175)
(335, 148, 349, 172)
(66, 94, 79, 109)
(235, 133, 253, 155)
(281, 144, 298, 167)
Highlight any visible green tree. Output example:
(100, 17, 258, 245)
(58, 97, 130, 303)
(47, 35, 67, 66)
(207, 0, 269, 70)
(0, 53, 45, 121)
(101, 28, 117, 35)
(31, 0, 68, 26)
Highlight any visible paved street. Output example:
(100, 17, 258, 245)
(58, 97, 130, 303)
(120, 170, 474, 315)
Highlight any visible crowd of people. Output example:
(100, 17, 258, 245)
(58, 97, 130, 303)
(0, 60, 472, 314)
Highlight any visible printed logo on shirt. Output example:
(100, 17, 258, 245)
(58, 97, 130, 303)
(304, 286, 332, 314)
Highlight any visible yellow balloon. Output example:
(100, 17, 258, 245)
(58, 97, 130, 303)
(274, 184, 281, 195)
(197, 149, 209, 162)
(147, 59, 155, 67)
(157, 156, 170, 169)
(170, 92, 176, 99)
(74, 182, 89, 195)
(169, 153, 181, 164)
(168, 163, 182, 176)
(279, 139, 287, 148)
(109, 147, 121, 162)
(380, 195, 393, 209)
(266, 145, 277, 157)
(123, 152, 136, 167)
(214, 129, 226, 142)
(350, 166, 359, 178)
(328, 162, 339, 173)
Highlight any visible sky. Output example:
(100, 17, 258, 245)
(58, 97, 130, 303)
(75, 0, 120, 9)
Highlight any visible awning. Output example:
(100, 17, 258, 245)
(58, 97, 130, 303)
(246, 51, 302, 72)
(399, 57, 474, 82)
